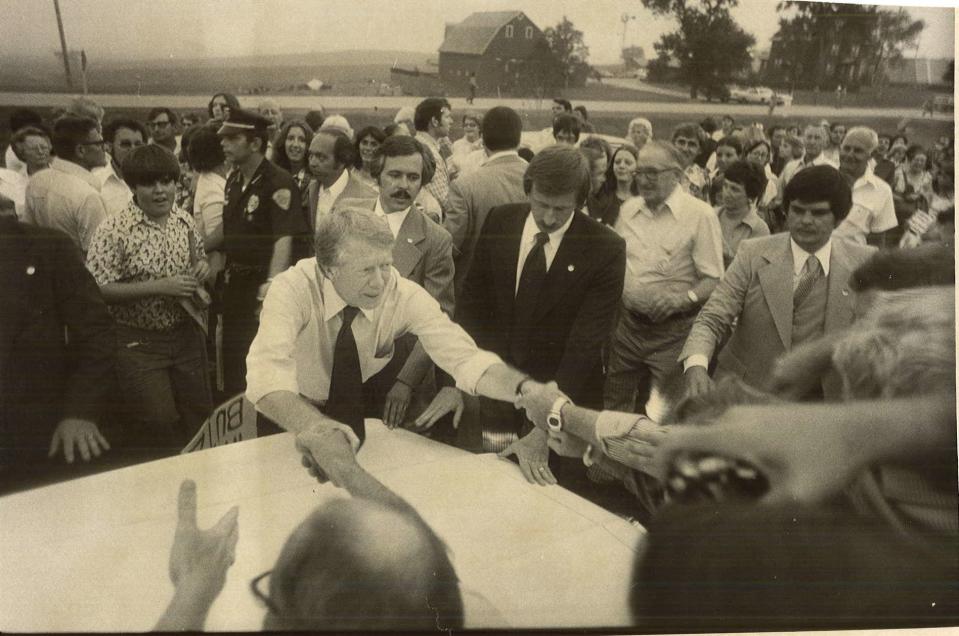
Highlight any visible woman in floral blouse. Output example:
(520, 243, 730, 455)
(86, 145, 212, 453)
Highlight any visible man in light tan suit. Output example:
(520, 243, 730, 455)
(444, 106, 527, 300)
(680, 165, 876, 401)
(336, 135, 456, 440)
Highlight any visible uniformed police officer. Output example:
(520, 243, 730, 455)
(218, 108, 309, 395)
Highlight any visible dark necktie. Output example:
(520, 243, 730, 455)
(510, 231, 549, 365)
(325, 306, 365, 443)
(793, 254, 823, 310)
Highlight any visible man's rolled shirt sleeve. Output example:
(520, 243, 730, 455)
(594, 410, 661, 474)
(403, 284, 503, 395)
(245, 276, 309, 406)
(691, 208, 725, 280)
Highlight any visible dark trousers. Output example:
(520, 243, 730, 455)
(115, 321, 213, 452)
(222, 270, 265, 395)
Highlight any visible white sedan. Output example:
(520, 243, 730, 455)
(730, 86, 775, 104)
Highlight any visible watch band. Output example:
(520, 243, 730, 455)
(546, 396, 571, 432)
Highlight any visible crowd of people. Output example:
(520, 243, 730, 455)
(0, 90, 956, 630)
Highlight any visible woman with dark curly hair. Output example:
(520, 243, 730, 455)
(352, 125, 386, 190)
(272, 119, 314, 194)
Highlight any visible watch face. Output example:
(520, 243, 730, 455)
(547, 414, 561, 431)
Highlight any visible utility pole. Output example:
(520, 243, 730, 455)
(620, 14, 637, 56)
(53, 0, 73, 89)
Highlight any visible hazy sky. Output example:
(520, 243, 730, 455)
(3, 0, 955, 65)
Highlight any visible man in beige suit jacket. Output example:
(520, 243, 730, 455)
(680, 165, 876, 400)
(304, 129, 377, 232)
(337, 135, 456, 438)
(444, 107, 527, 299)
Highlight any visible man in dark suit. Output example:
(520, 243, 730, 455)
(444, 106, 527, 300)
(457, 145, 626, 484)
(0, 215, 116, 493)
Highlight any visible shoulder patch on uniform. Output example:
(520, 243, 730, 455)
(272, 189, 292, 211)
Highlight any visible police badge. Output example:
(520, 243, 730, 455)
(245, 194, 260, 219)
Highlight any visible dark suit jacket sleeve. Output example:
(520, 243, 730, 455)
(554, 232, 626, 395)
(55, 237, 116, 424)
(454, 205, 499, 351)
(443, 178, 470, 256)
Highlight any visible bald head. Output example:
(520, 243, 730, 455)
(265, 499, 463, 631)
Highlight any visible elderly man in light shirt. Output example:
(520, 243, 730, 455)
(604, 140, 724, 416)
(23, 115, 108, 259)
(246, 207, 550, 461)
(833, 126, 898, 247)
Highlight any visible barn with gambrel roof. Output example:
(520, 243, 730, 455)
(438, 11, 562, 96)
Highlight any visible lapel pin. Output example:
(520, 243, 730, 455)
(568, 264, 575, 272)
(407, 237, 413, 243)
(26, 265, 36, 275)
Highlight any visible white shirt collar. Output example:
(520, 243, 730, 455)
(789, 237, 832, 278)
(322, 169, 350, 200)
(482, 149, 520, 165)
(51, 156, 101, 191)
(852, 167, 881, 191)
(373, 197, 412, 238)
(319, 264, 380, 323)
(521, 206, 575, 249)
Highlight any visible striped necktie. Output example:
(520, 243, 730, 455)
(793, 254, 823, 310)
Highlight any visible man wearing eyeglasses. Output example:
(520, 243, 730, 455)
(604, 140, 723, 417)
(93, 118, 147, 216)
(147, 107, 180, 157)
(23, 115, 109, 260)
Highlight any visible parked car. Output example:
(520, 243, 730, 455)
(731, 86, 774, 104)
(700, 83, 730, 103)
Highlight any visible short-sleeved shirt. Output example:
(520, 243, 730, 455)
(834, 169, 897, 245)
(222, 157, 308, 271)
(23, 157, 108, 257)
(716, 205, 770, 269)
(615, 186, 724, 315)
(86, 201, 205, 331)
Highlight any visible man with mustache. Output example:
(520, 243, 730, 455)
(335, 135, 457, 439)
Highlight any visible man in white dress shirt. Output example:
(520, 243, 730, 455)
(23, 115, 108, 259)
(246, 207, 548, 463)
(93, 118, 146, 216)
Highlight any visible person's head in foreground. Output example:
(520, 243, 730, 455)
(259, 498, 463, 631)
(720, 160, 766, 212)
(782, 165, 852, 253)
(522, 144, 591, 233)
(314, 208, 395, 310)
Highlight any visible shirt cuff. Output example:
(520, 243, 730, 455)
(452, 351, 504, 396)
(683, 354, 710, 372)
(595, 409, 649, 441)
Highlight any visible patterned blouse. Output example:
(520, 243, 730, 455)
(87, 200, 205, 331)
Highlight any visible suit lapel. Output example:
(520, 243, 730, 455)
(307, 180, 319, 229)
(495, 206, 529, 317)
(392, 208, 426, 278)
(823, 239, 854, 334)
(757, 236, 794, 349)
(532, 213, 588, 321)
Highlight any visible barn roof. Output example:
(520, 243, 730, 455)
(439, 11, 525, 56)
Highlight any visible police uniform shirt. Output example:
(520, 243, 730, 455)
(223, 158, 309, 271)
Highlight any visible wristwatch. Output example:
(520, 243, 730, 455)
(546, 396, 571, 432)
